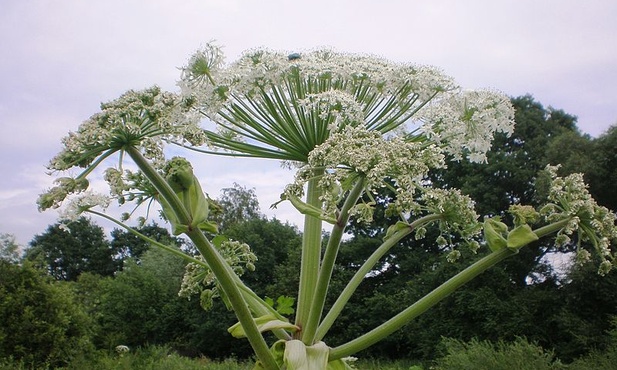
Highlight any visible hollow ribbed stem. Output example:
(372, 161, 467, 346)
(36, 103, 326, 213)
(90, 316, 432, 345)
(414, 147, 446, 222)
(302, 178, 366, 344)
(125, 146, 279, 370)
(316, 214, 442, 341)
(295, 174, 324, 342)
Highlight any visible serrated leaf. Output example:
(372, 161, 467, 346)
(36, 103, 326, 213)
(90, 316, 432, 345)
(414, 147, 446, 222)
(275, 295, 295, 315)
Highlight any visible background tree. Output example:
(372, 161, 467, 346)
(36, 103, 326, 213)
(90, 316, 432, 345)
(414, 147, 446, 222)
(0, 260, 93, 367)
(587, 124, 617, 210)
(26, 217, 119, 281)
(109, 221, 185, 264)
(213, 182, 262, 231)
(0, 233, 21, 263)
(92, 248, 186, 349)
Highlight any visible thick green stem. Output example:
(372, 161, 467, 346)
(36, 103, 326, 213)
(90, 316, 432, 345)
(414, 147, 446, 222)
(316, 214, 442, 341)
(125, 146, 191, 224)
(295, 174, 324, 341)
(187, 230, 280, 369)
(302, 178, 366, 344)
(328, 218, 574, 360)
(329, 247, 517, 360)
(533, 218, 570, 239)
(125, 147, 279, 370)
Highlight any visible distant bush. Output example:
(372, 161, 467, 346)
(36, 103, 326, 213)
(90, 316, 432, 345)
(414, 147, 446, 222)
(57, 345, 253, 370)
(567, 346, 617, 370)
(568, 320, 617, 370)
(433, 337, 565, 370)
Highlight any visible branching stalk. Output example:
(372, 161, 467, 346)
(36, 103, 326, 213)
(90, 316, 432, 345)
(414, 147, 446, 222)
(328, 218, 574, 360)
(316, 214, 442, 341)
(329, 246, 517, 360)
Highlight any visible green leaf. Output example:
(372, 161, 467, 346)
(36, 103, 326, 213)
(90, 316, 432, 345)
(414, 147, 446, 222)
(158, 195, 188, 235)
(483, 218, 508, 252)
(384, 221, 410, 241)
(197, 220, 219, 234)
(276, 295, 296, 315)
(228, 315, 300, 338)
(211, 235, 228, 248)
(287, 193, 336, 224)
(506, 224, 539, 250)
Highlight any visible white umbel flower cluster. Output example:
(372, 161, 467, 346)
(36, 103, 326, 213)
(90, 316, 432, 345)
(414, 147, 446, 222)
(58, 191, 111, 223)
(540, 165, 617, 275)
(420, 90, 516, 163)
(48, 86, 205, 172)
(179, 239, 257, 310)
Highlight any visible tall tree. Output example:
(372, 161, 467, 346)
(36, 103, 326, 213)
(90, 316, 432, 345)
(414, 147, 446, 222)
(588, 125, 617, 210)
(26, 217, 118, 281)
(0, 232, 20, 263)
(109, 221, 184, 264)
(0, 261, 93, 367)
(214, 182, 262, 231)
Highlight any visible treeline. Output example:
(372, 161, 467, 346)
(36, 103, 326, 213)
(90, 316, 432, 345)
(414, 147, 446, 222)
(1, 95, 616, 368)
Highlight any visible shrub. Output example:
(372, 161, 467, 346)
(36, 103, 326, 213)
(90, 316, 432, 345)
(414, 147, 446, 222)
(0, 261, 94, 368)
(434, 337, 565, 370)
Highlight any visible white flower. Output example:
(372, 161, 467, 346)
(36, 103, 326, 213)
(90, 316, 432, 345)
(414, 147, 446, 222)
(180, 45, 458, 161)
(540, 165, 617, 273)
(291, 125, 445, 219)
(48, 86, 206, 172)
(420, 90, 515, 163)
(115, 345, 130, 354)
(58, 191, 111, 222)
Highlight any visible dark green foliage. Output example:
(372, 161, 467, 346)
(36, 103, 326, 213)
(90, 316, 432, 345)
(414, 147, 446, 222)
(224, 217, 302, 298)
(109, 222, 185, 263)
(89, 248, 188, 349)
(587, 125, 617, 210)
(553, 259, 617, 361)
(0, 260, 94, 368)
(59, 345, 253, 370)
(568, 322, 617, 370)
(26, 217, 119, 281)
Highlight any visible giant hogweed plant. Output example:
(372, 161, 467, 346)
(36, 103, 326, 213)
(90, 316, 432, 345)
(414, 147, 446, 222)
(39, 44, 617, 369)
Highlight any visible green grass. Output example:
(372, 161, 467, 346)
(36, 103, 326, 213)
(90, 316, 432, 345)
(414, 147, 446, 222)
(3, 341, 617, 370)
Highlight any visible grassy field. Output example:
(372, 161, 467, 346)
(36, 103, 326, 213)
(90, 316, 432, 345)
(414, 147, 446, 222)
(2, 338, 616, 369)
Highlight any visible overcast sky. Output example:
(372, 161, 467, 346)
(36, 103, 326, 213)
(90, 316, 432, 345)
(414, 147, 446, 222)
(1, 0, 616, 247)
